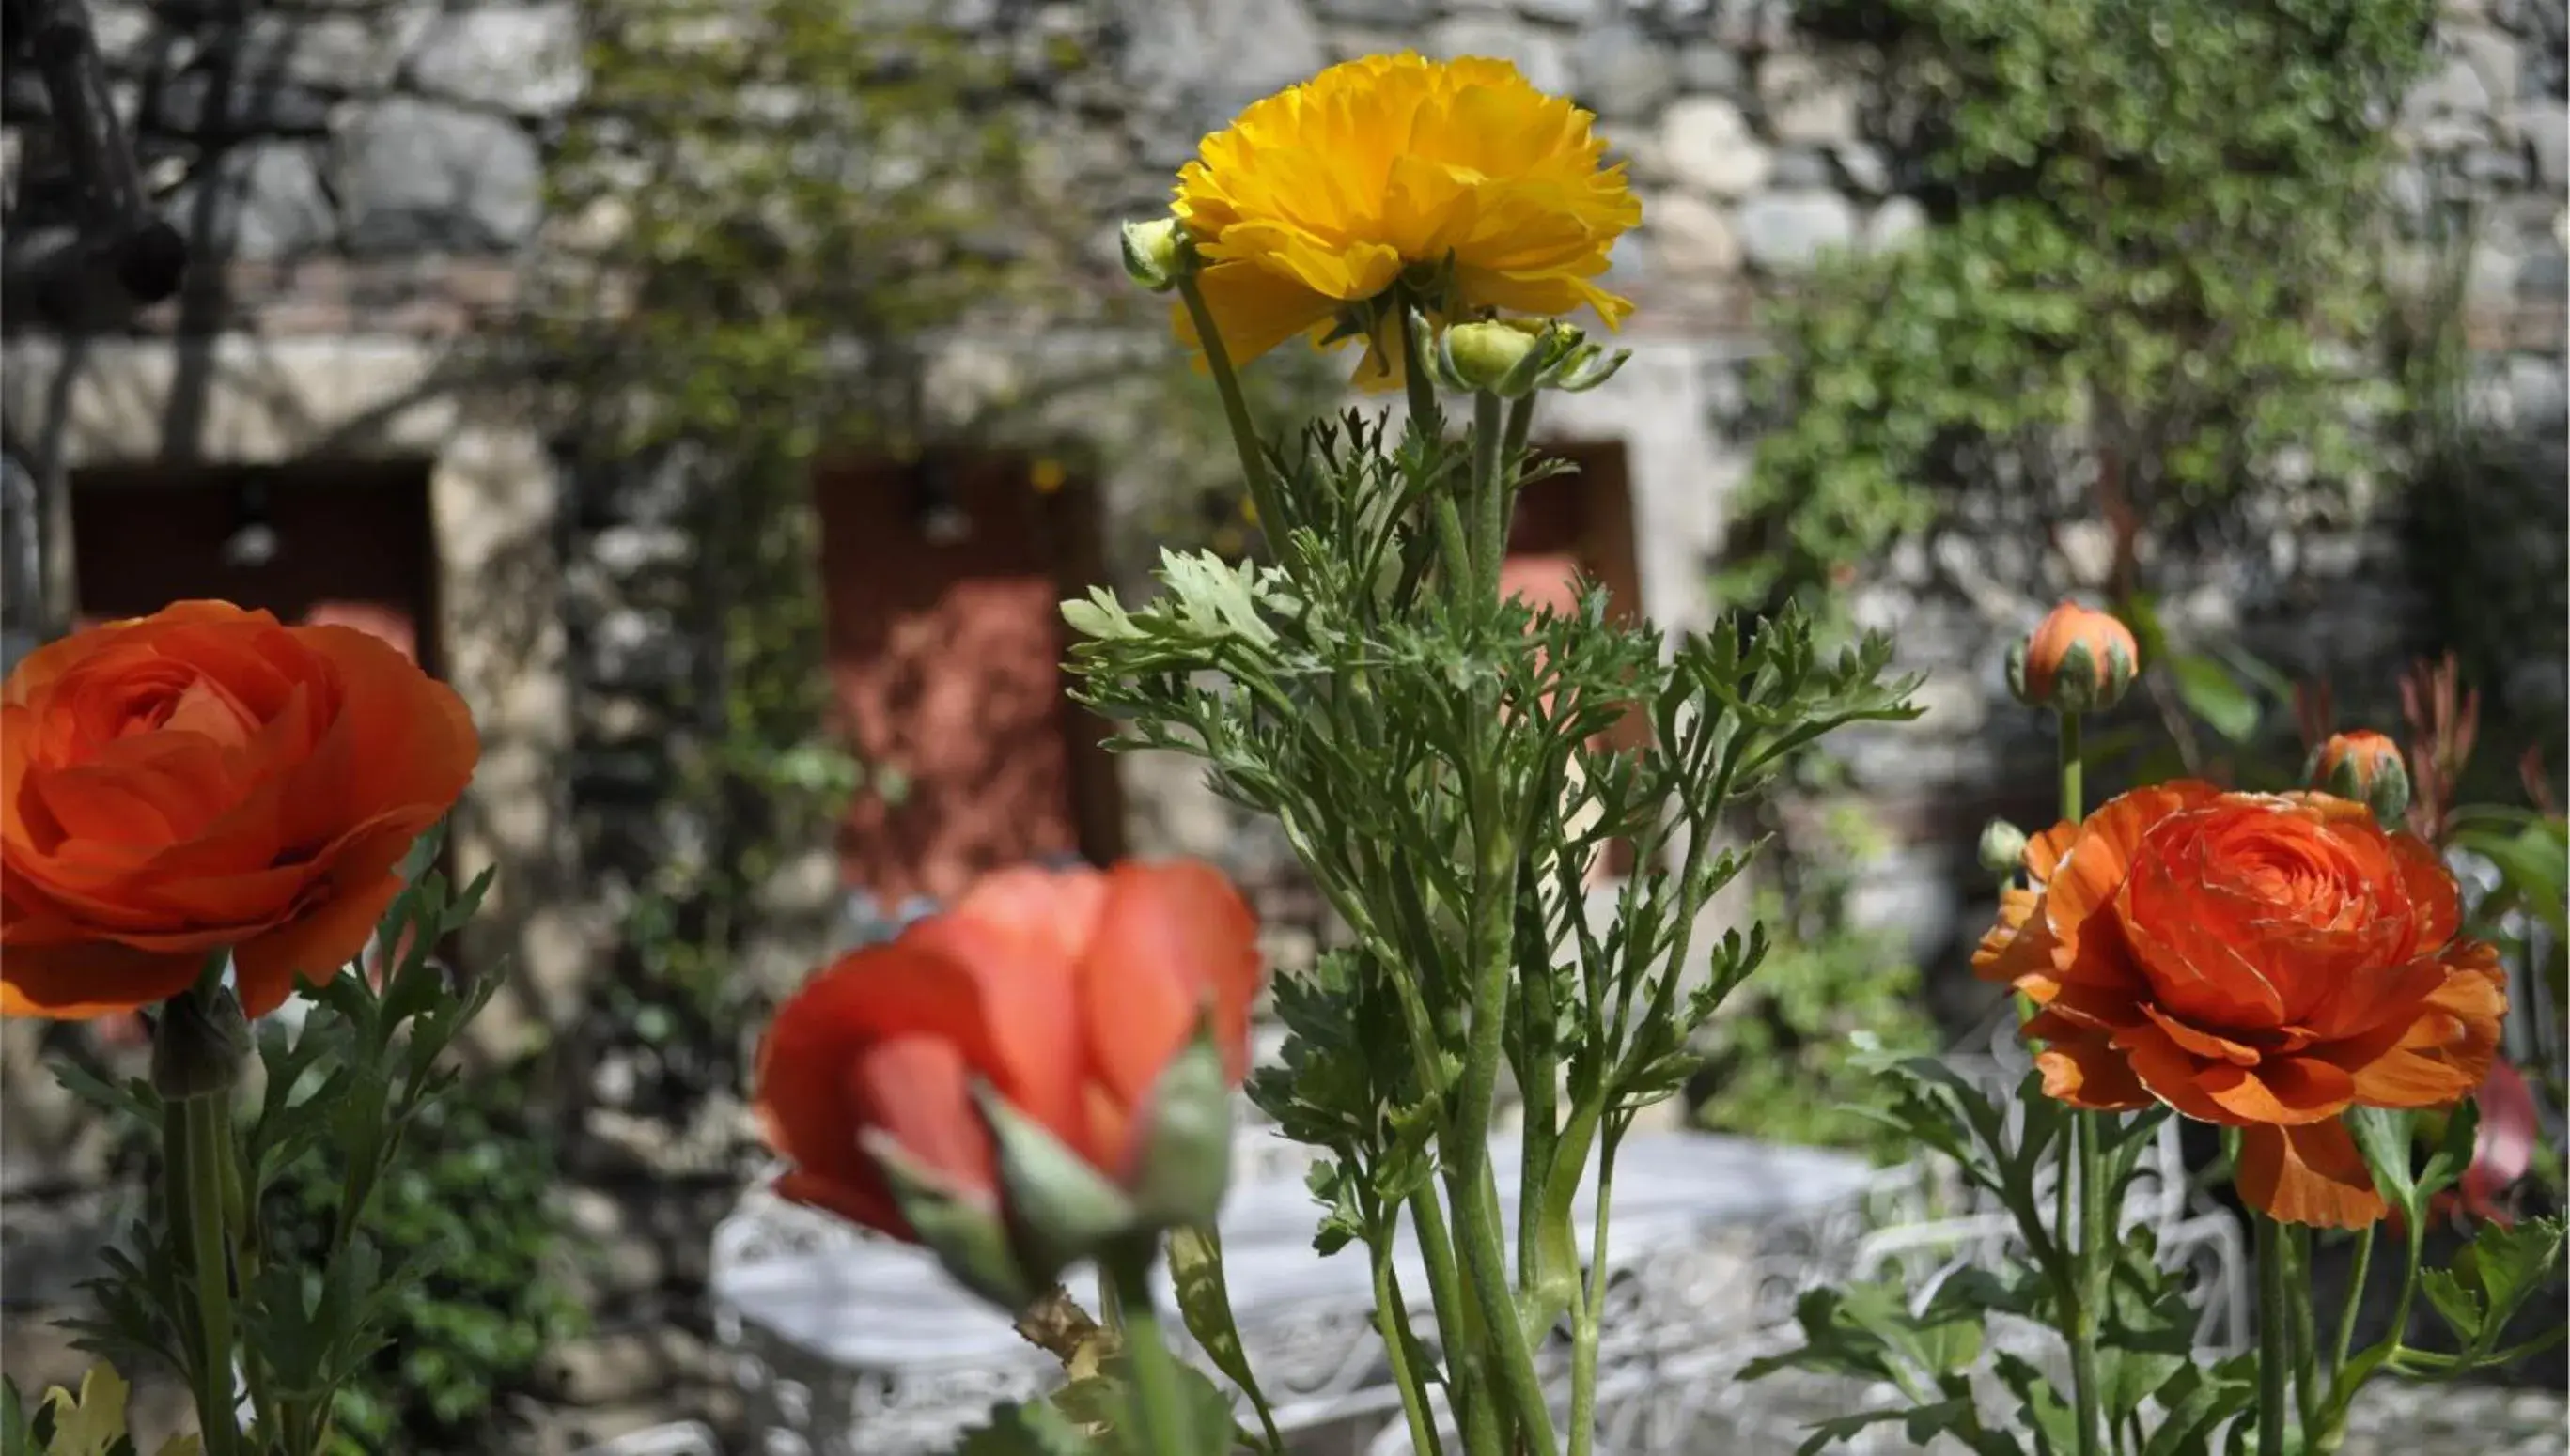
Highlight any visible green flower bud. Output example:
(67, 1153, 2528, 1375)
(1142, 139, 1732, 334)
(1124, 1024, 1235, 1231)
(1119, 218, 1189, 293)
(975, 1085, 1144, 1279)
(1440, 319, 1543, 393)
(150, 985, 248, 1101)
(2306, 730, 2412, 829)
(2008, 602, 2140, 714)
(1978, 818, 2031, 878)
(864, 1127, 1042, 1311)
(1421, 314, 1635, 397)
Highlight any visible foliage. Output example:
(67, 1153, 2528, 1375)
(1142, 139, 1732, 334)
(1067, 327, 1920, 1450)
(1728, 0, 2436, 614)
(260, 1068, 582, 1455)
(1692, 802, 1938, 1160)
(51, 837, 506, 1456)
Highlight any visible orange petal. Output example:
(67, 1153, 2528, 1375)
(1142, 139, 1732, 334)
(2114, 1016, 2231, 1123)
(904, 870, 1094, 1154)
(2236, 1120, 2389, 1229)
(0, 937, 204, 1019)
(1971, 886, 2042, 984)
(2193, 1055, 2356, 1125)
(2139, 1002, 2262, 1066)
(849, 1032, 998, 1209)
(230, 868, 406, 1018)
(2336, 950, 2507, 1108)
(1079, 860, 1263, 1118)
(2033, 1032, 2152, 1110)
(2022, 820, 2079, 883)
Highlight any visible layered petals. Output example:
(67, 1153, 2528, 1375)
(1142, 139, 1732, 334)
(1170, 53, 1639, 382)
(1977, 782, 2507, 1229)
(1, 602, 478, 1020)
(753, 859, 1265, 1251)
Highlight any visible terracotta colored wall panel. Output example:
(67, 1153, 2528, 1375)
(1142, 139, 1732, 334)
(813, 456, 1099, 905)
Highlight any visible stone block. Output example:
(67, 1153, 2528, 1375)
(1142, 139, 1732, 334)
(1649, 191, 1741, 275)
(2517, 101, 2568, 186)
(1865, 194, 1927, 252)
(1574, 22, 1677, 117)
(147, 70, 336, 136)
(163, 141, 337, 260)
(212, 11, 419, 92)
(1659, 95, 1769, 196)
(1735, 189, 1857, 271)
(1757, 51, 1860, 144)
(333, 97, 542, 254)
(403, 4, 586, 116)
(1429, 16, 1571, 96)
(1675, 42, 1746, 95)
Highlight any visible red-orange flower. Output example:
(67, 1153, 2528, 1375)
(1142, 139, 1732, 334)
(1976, 782, 2505, 1228)
(755, 860, 1263, 1249)
(2007, 601, 2140, 713)
(2, 601, 478, 1020)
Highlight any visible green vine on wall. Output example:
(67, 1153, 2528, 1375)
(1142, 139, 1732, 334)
(1727, 0, 2438, 616)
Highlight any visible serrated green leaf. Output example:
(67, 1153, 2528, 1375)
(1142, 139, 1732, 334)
(2419, 1267, 2486, 1343)
(2344, 1107, 2420, 1215)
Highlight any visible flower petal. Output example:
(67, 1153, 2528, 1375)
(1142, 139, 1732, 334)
(2236, 1120, 2388, 1229)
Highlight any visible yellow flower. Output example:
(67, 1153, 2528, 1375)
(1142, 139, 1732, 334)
(1171, 53, 1641, 389)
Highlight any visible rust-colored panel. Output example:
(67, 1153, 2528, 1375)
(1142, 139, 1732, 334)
(814, 455, 1093, 904)
(69, 463, 435, 668)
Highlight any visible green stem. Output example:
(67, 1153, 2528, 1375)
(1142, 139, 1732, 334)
(2068, 1111, 2106, 1456)
(1567, 1118, 1626, 1456)
(2329, 1224, 2375, 1379)
(182, 1092, 241, 1456)
(1370, 1219, 1447, 1456)
(2059, 710, 2085, 823)
(1175, 272, 1284, 553)
(1468, 390, 1505, 606)
(1410, 1187, 1502, 1456)
(2287, 1226, 2320, 1437)
(1107, 1241, 1195, 1456)
(2256, 1215, 2290, 1456)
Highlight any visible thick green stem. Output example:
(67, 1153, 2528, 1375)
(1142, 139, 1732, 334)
(1468, 390, 1506, 605)
(1175, 272, 1285, 553)
(2068, 1112, 2106, 1456)
(181, 1091, 241, 1456)
(2256, 1215, 2290, 1456)
(1108, 1242, 1195, 1456)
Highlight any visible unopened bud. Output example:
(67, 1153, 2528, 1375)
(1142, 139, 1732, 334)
(1126, 1026, 1234, 1230)
(2008, 602, 2140, 714)
(1119, 218, 1188, 293)
(864, 1127, 1040, 1311)
(2307, 730, 2411, 828)
(1978, 818, 2030, 878)
(1441, 319, 1541, 392)
(1420, 313, 1633, 397)
(150, 986, 249, 1101)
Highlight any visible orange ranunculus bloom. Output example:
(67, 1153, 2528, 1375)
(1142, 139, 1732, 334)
(755, 860, 1264, 1241)
(2, 601, 478, 1020)
(1976, 782, 2505, 1229)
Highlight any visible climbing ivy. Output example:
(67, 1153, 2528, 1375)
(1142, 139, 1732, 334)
(1726, 0, 2438, 613)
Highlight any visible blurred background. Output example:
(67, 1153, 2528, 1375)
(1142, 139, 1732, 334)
(1, 0, 2562, 1451)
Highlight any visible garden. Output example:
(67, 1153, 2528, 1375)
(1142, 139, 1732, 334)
(0, 2, 2562, 1455)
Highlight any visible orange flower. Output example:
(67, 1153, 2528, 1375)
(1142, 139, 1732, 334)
(2, 602, 478, 1020)
(1976, 782, 2505, 1228)
(2007, 601, 2140, 713)
(755, 860, 1263, 1264)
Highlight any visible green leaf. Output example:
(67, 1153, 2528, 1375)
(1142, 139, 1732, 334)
(2141, 1360, 2258, 1456)
(2454, 1216, 2567, 1346)
(2168, 653, 2261, 742)
(2344, 1107, 2420, 1215)
(1165, 1225, 1276, 1448)
(1991, 1353, 2076, 1456)
(2419, 1267, 2486, 1344)
(954, 1398, 1102, 1456)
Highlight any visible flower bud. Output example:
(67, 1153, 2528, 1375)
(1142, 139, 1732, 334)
(2306, 729, 2411, 828)
(1125, 1023, 1235, 1230)
(1119, 218, 1188, 293)
(1978, 818, 2030, 878)
(1420, 313, 1633, 397)
(1440, 319, 1541, 392)
(2007, 602, 2140, 714)
(150, 984, 248, 1101)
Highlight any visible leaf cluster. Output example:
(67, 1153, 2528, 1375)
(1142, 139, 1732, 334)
(1729, 0, 2436, 615)
(53, 833, 507, 1456)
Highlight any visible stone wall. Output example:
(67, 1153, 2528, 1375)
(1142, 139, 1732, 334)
(2, 0, 2563, 1448)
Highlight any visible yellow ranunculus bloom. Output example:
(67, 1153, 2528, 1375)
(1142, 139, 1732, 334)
(1172, 53, 1641, 389)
